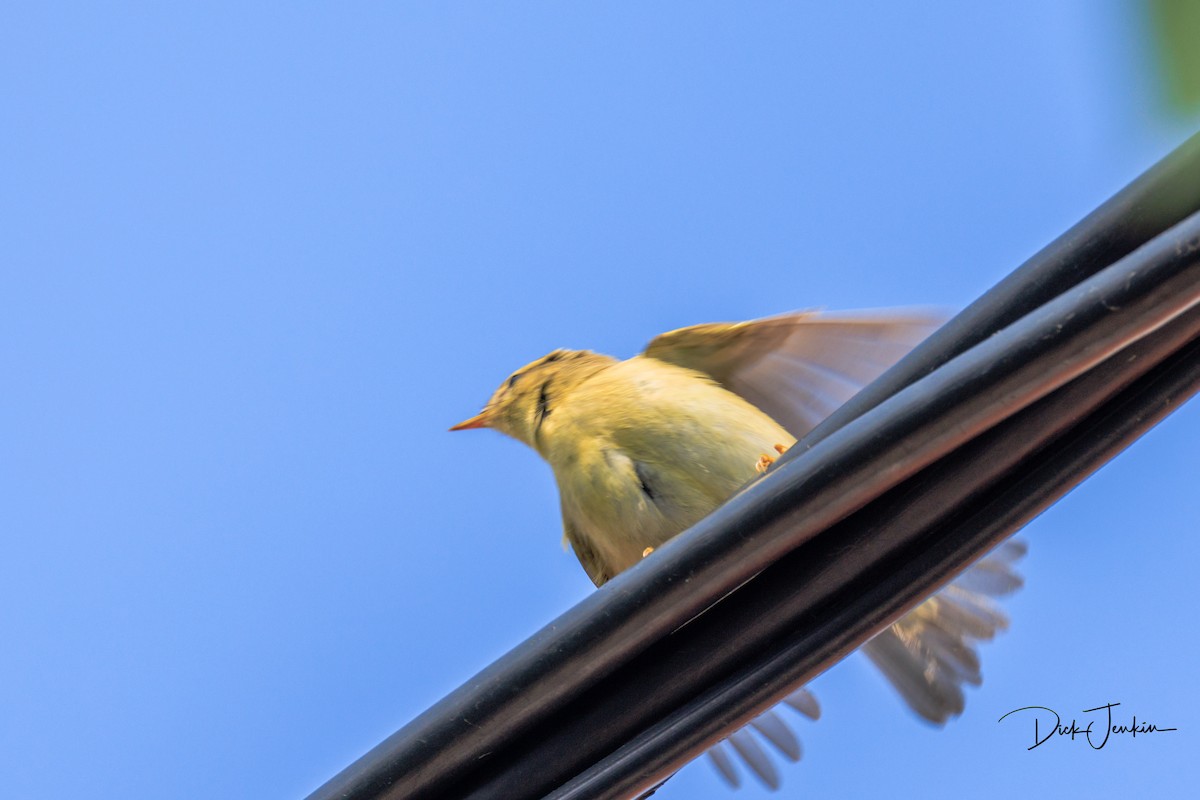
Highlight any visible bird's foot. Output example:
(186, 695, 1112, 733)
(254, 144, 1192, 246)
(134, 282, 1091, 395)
(755, 443, 790, 473)
(642, 546, 655, 558)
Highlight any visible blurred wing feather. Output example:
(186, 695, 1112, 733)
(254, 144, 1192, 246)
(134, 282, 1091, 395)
(706, 743, 741, 788)
(862, 538, 1026, 724)
(749, 709, 802, 761)
(561, 514, 611, 587)
(727, 729, 780, 790)
(784, 686, 821, 720)
(643, 310, 945, 438)
(705, 692, 818, 789)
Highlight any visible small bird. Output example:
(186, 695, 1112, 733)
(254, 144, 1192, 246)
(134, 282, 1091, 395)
(452, 310, 1025, 790)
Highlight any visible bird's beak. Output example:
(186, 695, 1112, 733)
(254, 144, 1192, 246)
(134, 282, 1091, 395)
(449, 409, 491, 431)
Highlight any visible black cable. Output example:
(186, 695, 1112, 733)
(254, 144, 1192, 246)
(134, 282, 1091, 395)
(547, 307, 1200, 800)
(466, 216, 1200, 799)
(304, 132, 1200, 800)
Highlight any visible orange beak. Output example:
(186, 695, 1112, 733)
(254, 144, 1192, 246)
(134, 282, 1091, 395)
(449, 409, 491, 431)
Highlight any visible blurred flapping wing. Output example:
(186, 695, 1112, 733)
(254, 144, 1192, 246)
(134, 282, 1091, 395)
(643, 310, 945, 438)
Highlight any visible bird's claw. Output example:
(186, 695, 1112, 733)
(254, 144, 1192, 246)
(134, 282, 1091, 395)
(755, 443, 790, 473)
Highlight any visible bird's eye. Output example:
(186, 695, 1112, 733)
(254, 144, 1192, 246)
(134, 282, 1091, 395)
(506, 372, 522, 390)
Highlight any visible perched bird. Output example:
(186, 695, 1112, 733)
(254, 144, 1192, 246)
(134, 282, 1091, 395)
(452, 310, 1025, 790)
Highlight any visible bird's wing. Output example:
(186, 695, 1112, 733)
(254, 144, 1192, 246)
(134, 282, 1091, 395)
(642, 310, 944, 438)
(705, 687, 820, 790)
(699, 547, 1023, 791)
(706, 542, 1023, 789)
(560, 513, 612, 588)
(861, 538, 1027, 724)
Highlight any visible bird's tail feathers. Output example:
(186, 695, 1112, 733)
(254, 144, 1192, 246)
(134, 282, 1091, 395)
(862, 538, 1026, 724)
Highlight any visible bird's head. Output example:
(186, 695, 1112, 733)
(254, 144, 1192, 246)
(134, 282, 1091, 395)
(450, 349, 615, 450)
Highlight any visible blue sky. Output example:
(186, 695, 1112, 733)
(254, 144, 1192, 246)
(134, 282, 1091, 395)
(2, 3, 1197, 798)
